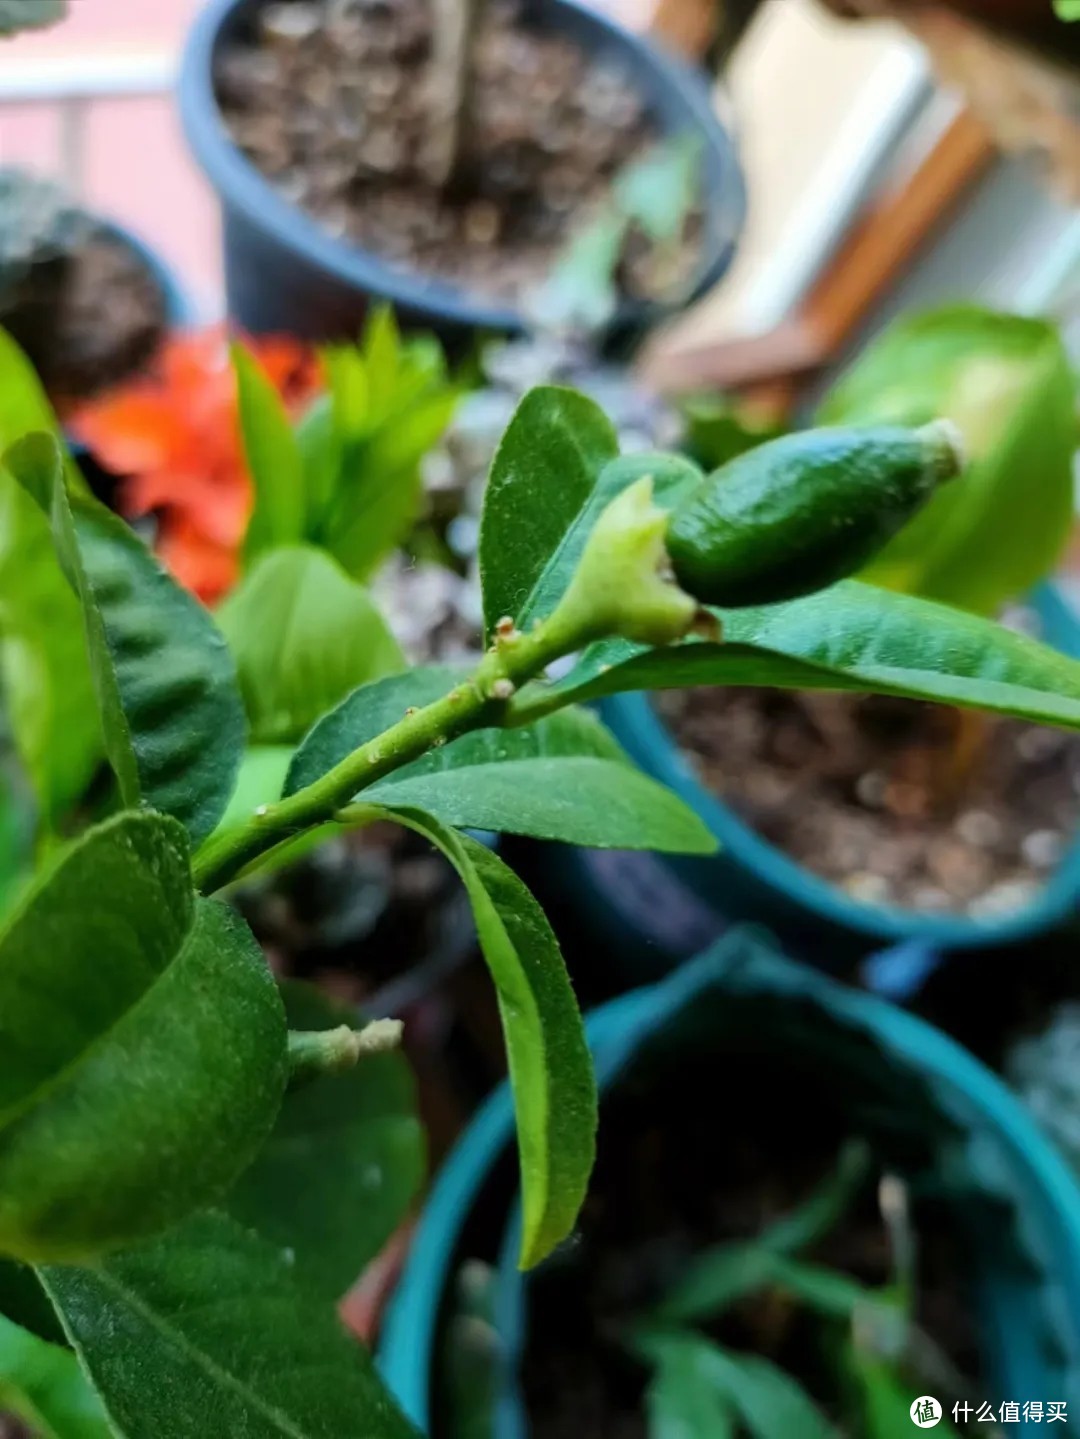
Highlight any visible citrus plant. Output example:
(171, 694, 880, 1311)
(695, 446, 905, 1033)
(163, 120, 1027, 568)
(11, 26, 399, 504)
(630, 1145, 963, 1437)
(8, 364, 1080, 1433)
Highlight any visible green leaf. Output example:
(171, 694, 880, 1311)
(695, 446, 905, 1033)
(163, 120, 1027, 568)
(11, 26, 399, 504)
(534, 580, 1080, 733)
(233, 343, 307, 567)
(657, 1246, 784, 1325)
(0, 811, 286, 1263)
(0, 0, 65, 36)
(314, 321, 459, 581)
(615, 135, 702, 246)
(658, 1141, 870, 1324)
(845, 1348, 959, 1439)
(229, 982, 425, 1301)
(440, 1264, 500, 1439)
(681, 394, 785, 471)
(0, 1312, 109, 1438)
(217, 746, 295, 831)
(39, 1211, 419, 1439)
(361, 305, 403, 423)
(234, 343, 306, 566)
(478, 386, 620, 636)
(646, 1333, 735, 1439)
(637, 1333, 837, 1439)
(323, 389, 458, 581)
(217, 545, 404, 745)
(532, 213, 627, 334)
(295, 394, 340, 530)
(376, 809, 595, 1268)
(5, 432, 246, 845)
(520, 450, 705, 634)
(0, 332, 100, 829)
(286, 666, 463, 788)
(819, 307, 1076, 615)
(1055, 0, 1080, 20)
(287, 669, 715, 853)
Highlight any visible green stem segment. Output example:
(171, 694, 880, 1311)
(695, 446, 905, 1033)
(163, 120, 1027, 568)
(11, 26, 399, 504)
(287, 1021, 404, 1087)
(193, 615, 585, 894)
(194, 475, 699, 894)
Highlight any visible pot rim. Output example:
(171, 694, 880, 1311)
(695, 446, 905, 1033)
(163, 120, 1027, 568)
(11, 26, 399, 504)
(602, 581, 1080, 950)
(379, 932, 1080, 1430)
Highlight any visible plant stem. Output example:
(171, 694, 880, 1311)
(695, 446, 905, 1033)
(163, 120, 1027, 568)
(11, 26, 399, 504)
(193, 614, 582, 895)
(428, 0, 486, 192)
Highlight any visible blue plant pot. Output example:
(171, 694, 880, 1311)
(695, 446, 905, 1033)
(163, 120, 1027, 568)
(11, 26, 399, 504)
(380, 931, 1080, 1433)
(554, 583, 1080, 977)
(179, 0, 745, 349)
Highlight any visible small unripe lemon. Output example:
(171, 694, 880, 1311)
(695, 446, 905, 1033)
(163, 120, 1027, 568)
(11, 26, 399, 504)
(665, 421, 964, 608)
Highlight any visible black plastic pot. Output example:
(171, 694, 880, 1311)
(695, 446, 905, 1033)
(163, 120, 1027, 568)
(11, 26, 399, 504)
(179, 0, 745, 348)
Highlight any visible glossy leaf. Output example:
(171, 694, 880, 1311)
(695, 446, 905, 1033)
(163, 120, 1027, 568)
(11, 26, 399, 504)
(40, 1211, 419, 1439)
(636, 1333, 836, 1439)
(0, 812, 286, 1263)
(516, 451, 704, 633)
(646, 1334, 734, 1439)
(6, 432, 246, 844)
(233, 343, 306, 566)
(478, 386, 619, 636)
(287, 670, 714, 852)
(819, 307, 1076, 614)
(377, 808, 595, 1268)
(0, 1312, 110, 1439)
(229, 982, 425, 1300)
(217, 545, 404, 745)
(0, 332, 99, 828)
(217, 746, 295, 831)
(285, 666, 464, 797)
(532, 580, 1080, 733)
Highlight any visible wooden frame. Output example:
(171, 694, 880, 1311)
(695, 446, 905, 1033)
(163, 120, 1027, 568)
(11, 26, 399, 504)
(646, 108, 998, 411)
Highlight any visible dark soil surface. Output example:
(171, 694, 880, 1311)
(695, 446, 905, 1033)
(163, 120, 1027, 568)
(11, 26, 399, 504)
(216, 0, 686, 304)
(520, 1052, 979, 1439)
(657, 687, 1080, 917)
(235, 822, 469, 1003)
(0, 230, 167, 402)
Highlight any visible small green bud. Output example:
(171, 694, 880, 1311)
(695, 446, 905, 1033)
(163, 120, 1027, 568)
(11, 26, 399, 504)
(665, 420, 965, 608)
(550, 477, 698, 648)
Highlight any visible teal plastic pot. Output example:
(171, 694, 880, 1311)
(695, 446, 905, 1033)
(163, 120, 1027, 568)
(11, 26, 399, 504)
(380, 931, 1080, 1432)
(560, 583, 1080, 975)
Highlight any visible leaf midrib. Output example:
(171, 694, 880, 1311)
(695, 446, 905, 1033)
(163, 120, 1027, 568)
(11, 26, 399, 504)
(0, 914, 193, 1138)
(47, 1266, 317, 1439)
(514, 429, 614, 631)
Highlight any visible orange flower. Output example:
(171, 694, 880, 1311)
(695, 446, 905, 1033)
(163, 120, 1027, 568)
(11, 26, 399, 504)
(72, 327, 321, 604)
